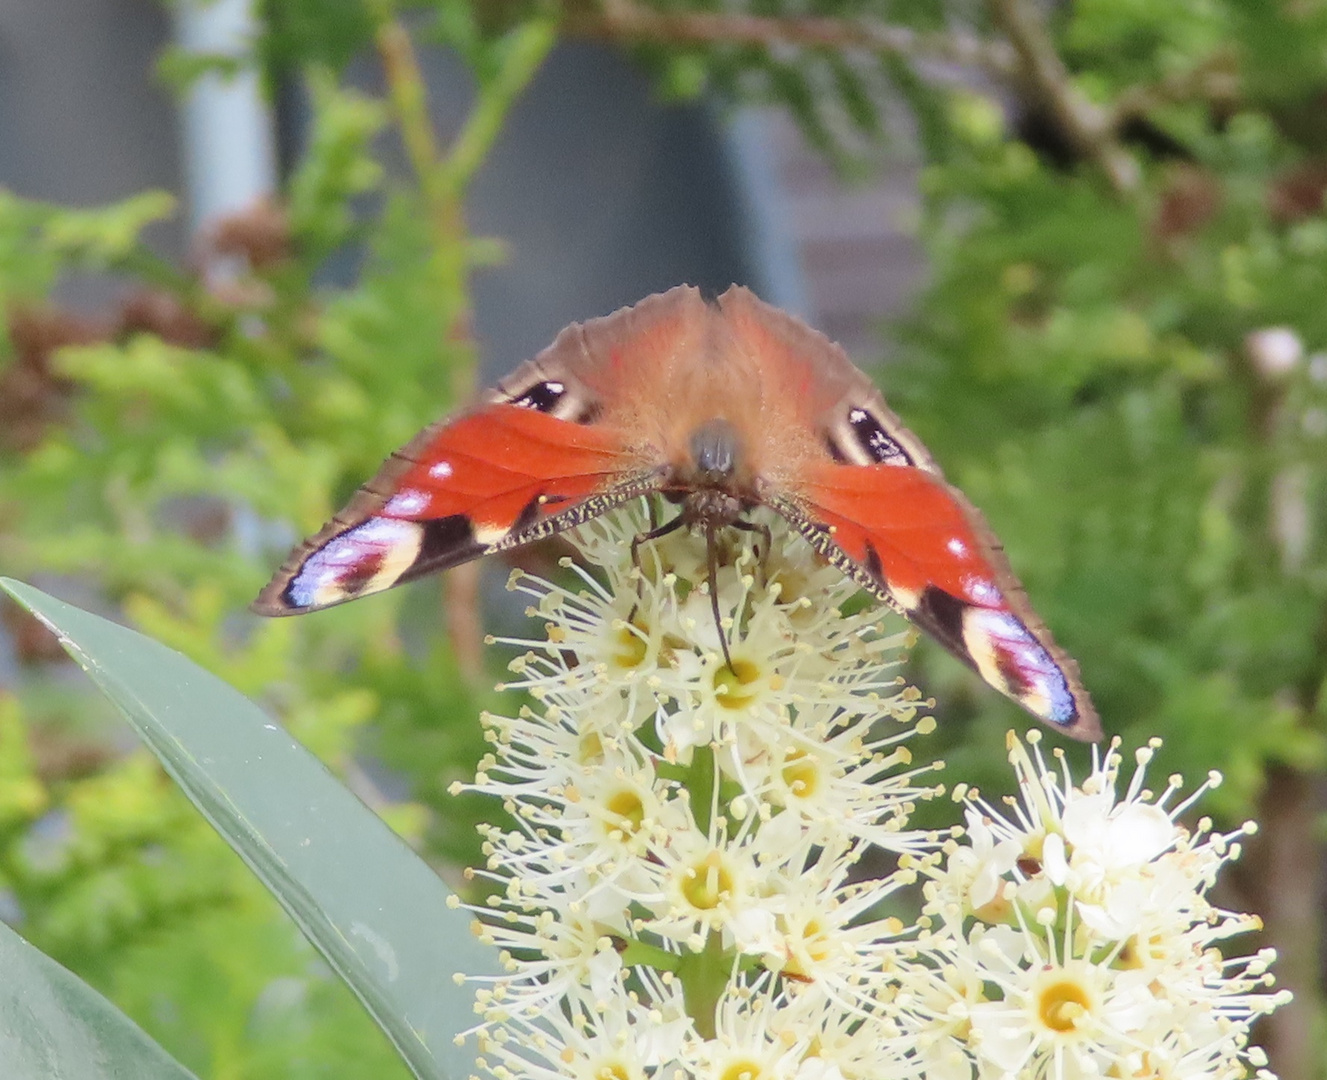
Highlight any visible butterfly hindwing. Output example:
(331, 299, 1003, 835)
(773, 461, 1100, 741)
(252, 403, 651, 615)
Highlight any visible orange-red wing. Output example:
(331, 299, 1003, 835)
(252, 403, 652, 615)
(779, 461, 1099, 740)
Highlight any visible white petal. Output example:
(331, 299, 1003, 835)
(919, 1040, 974, 1080)
(969, 1004, 1032, 1071)
(587, 947, 624, 998)
(1076, 900, 1127, 939)
(1102, 803, 1176, 868)
(1043, 831, 1068, 885)
(730, 906, 781, 958)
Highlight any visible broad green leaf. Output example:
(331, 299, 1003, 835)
(0, 916, 198, 1079)
(0, 580, 498, 1080)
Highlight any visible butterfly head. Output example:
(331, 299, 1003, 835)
(688, 417, 742, 487)
(661, 416, 758, 527)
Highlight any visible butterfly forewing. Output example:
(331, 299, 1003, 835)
(252, 403, 651, 615)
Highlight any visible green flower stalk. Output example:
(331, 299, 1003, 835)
(451, 502, 1288, 1080)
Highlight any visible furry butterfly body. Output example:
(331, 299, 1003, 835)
(254, 286, 1100, 740)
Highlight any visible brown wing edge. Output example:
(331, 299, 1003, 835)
(487, 285, 710, 421)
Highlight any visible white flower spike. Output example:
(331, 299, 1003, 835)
(453, 501, 1288, 1080)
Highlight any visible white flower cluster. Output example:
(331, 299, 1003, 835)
(913, 734, 1290, 1080)
(451, 502, 1288, 1080)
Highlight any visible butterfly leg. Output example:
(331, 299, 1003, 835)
(628, 512, 688, 623)
(730, 518, 772, 588)
(629, 512, 687, 578)
(629, 510, 736, 671)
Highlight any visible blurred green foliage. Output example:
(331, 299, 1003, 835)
(1, 0, 1325, 1075)
(891, 13, 1327, 802)
(0, 4, 535, 1074)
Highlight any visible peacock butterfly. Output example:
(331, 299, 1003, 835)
(253, 286, 1100, 741)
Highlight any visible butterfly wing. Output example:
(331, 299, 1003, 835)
(714, 286, 1099, 740)
(771, 463, 1099, 740)
(252, 404, 655, 614)
(251, 287, 716, 616)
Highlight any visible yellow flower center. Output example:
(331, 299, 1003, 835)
(1118, 933, 1167, 969)
(783, 916, 830, 978)
(682, 851, 735, 910)
(719, 1060, 763, 1080)
(780, 749, 820, 799)
(713, 658, 761, 710)
(609, 624, 648, 669)
(603, 789, 645, 837)
(1037, 978, 1093, 1033)
(578, 731, 604, 765)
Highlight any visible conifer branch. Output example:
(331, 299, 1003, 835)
(563, 0, 1017, 79)
(987, 0, 1139, 193)
(1109, 52, 1240, 128)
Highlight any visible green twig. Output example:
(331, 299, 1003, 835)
(439, 20, 558, 196)
(368, 5, 553, 681)
(677, 930, 729, 1040)
(987, 0, 1138, 195)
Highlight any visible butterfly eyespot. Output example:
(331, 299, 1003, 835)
(847, 406, 912, 466)
(510, 379, 566, 412)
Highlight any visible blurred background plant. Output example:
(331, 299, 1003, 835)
(0, 0, 1324, 1077)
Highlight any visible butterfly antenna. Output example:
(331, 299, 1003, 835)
(705, 520, 735, 673)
